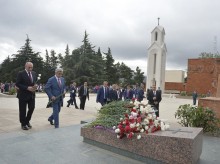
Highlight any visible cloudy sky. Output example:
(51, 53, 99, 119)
(0, 0, 220, 75)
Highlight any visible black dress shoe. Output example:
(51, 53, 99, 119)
(27, 123, 32, 129)
(21, 125, 29, 130)
(48, 119, 54, 125)
(75, 107, 79, 109)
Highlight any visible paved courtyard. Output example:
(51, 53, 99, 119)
(0, 93, 220, 164)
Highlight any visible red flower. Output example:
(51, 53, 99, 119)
(131, 108, 137, 112)
(137, 117, 142, 123)
(125, 125, 131, 133)
(127, 132, 133, 139)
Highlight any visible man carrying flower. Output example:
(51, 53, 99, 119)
(45, 68, 66, 128)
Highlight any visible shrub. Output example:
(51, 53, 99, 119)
(175, 104, 220, 135)
(180, 91, 186, 96)
(8, 87, 16, 95)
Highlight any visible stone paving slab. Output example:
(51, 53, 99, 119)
(0, 93, 220, 164)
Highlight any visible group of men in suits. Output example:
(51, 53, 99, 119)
(16, 62, 89, 130)
(96, 81, 124, 106)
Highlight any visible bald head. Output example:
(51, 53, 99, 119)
(25, 62, 33, 72)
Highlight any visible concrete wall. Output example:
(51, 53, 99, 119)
(165, 70, 185, 83)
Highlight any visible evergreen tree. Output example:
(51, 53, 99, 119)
(119, 62, 133, 84)
(133, 66, 145, 84)
(65, 44, 70, 56)
(104, 47, 118, 84)
(0, 36, 44, 82)
(50, 49, 58, 69)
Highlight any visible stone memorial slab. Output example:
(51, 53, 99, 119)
(81, 126, 203, 164)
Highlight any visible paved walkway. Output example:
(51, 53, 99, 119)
(0, 93, 219, 163)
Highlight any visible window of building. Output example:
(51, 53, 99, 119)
(155, 32, 158, 41)
(153, 53, 157, 74)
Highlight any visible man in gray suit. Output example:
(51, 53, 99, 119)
(45, 68, 66, 128)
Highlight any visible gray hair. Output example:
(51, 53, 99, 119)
(55, 68, 63, 72)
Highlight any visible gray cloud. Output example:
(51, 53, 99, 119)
(1, 0, 220, 75)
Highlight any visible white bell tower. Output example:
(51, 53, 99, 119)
(147, 18, 167, 92)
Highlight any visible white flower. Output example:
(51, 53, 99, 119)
(117, 135, 120, 139)
(134, 101, 140, 107)
(131, 112, 137, 117)
(38, 74, 41, 77)
(137, 134, 141, 140)
(136, 123, 140, 127)
(115, 128, 120, 133)
(144, 118, 149, 124)
(160, 122, 166, 131)
(130, 123, 136, 128)
(147, 114, 153, 119)
(140, 129, 145, 133)
(145, 126, 149, 130)
(37, 77, 41, 80)
(130, 101, 133, 104)
(120, 118, 123, 121)
(113, 126, 116, 130)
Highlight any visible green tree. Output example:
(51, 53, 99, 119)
(199, 52, 220, 58)
(103, 47, 118, 84)
(133, 66, 145, 84)
(119, 62, 133, 84)
(0, 36, 44, 82)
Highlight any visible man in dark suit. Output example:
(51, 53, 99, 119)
(109, 84, 118, 102)
(45, 68, 66, 128)
(116, 84, 123, 101)
(16, 62, 37, 130)
(78, 82, 89, 110)
(67, 82, 79, 109)
(137, 84, 145, 102)
(96, 81, 110, 106)
(124, 85, 134, 101)
(147, 85, 162, 117)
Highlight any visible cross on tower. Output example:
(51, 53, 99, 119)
(157, 17, 160, 26)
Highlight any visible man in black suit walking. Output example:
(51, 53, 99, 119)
(16, 62, 37, 130)
(147, 84, 162, 117)
(67, 82, 79, 109)
(78, 82, 89, 110)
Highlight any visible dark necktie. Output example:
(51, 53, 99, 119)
(28, 72, 32, 83)
(104, 87, 106, 99)
(84, 88, 87, 95)
(58, 78, 61, 87)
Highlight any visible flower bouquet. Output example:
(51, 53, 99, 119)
(113, 99, 170, 140)
(46, 92, 65, 108)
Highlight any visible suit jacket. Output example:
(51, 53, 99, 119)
(124, 89, 134, 100)
(44, 76, 65, 103)
(96, 86, 110, 104)
(109, 89, 118, 101)
(137, 89, 144, 102)
(147, 90, 162, 106)
(116, 89, 123, 100)
(16, 70, 37, 100)
(78, 85, 89, 99)
(69, 86, 77, 97)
